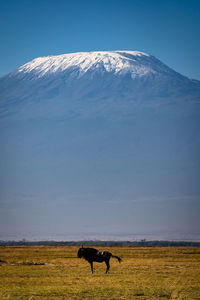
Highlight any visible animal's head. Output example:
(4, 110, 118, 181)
(77, 245, 85, 258)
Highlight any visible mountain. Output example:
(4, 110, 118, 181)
(0, 51, 200, 241)
(0, 50, 200, 119)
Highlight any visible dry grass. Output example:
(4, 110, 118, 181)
(0, 246, 200, 299)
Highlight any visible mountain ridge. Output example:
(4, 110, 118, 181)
(9, 51, 152, 78)
(7, 50, 191, 82)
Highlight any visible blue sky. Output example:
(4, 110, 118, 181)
(0, 0, 200, 79)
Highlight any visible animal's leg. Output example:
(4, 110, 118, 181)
(105, 260, 110, 274)
(90, 261, 93, 274)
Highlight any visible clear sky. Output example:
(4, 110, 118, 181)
(0, 0, 200, 80)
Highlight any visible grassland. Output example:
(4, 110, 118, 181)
(0, 245, 200, 299)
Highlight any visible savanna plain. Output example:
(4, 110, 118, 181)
(0, 245, 200, 299)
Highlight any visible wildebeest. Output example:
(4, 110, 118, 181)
(77, 245, 122, 274)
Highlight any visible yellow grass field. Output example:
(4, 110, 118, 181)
(0, 246, 200, 299)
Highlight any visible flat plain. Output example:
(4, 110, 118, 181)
(0, 245, 200, 299)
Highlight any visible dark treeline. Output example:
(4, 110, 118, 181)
(0, 240, 200, 247)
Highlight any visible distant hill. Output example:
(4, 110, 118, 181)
(0, 240, 200, 247)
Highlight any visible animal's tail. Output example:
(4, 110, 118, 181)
(111, 255, 122, 263)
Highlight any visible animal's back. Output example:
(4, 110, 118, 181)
(82, 247, 98, 260)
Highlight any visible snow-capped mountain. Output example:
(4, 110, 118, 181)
(0, 50, 200, 119)
(14, 51, 153, 77)
(0, 51, 200, 241)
